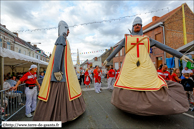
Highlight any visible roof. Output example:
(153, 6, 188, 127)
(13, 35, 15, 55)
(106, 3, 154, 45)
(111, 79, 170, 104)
(15, 37, 27, 46)
(0, 24, 17, 37)
(143, 4, 182, 30)
(80, 59, 89, 66)
(98, 48, 113, 58)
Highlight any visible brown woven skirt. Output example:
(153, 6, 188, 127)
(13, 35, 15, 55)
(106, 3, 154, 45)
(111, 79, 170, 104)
(111, 80, 189, 116)
(33, 82, 86, 123)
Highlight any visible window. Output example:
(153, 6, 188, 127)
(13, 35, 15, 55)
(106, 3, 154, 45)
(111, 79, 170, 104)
(7, 42, 11, 50)
(24, 50, 26, 55)
(19, 49, 21, 53)
(120, 49, 122, 56)
(0, 38, 2, 47)
(158, 57, 162, 60)
(29, 51, 31, 56)
(115, 62, 119, 69)
(36, 55, 38, 59)
(120, 62, 122, 67)
(116, 52, 119, 57)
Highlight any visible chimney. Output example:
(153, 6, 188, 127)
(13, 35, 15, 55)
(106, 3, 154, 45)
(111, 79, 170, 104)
(152, 16, 160, 21)
(13, 32, 18, 37)
(34, 45, 37, 48)
(2, 25, 6, 28)
(27, 42, 31, 45)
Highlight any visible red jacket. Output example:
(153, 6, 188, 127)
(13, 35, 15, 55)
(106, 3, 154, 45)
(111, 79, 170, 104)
(93, 69, 98, 78)
(95, 72, 99, 83)
(84, 71, 91, 85)
(157, 70, 172, 80)
(98, 73, 101, 82)
(20, 71, 37, 86)
(108, 69, 115, 77)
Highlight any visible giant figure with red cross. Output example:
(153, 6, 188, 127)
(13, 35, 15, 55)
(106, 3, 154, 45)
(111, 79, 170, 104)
(103, 17, 193, 116)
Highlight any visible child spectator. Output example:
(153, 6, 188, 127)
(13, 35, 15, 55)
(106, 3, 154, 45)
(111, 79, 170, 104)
(180, 73, 194, 103)
(171, 68, 181, 82)
(84, 68, 91, 88)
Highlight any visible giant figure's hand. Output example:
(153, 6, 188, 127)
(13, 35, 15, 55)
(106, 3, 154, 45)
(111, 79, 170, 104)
(103, 60, 108, 66)
(181, 55, 194, 63)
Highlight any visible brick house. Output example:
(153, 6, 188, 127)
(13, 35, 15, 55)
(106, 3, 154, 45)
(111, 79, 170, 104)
(113, 3, 194, 69)
(143, 3, 194, 69)
(112, 40, 125, 70)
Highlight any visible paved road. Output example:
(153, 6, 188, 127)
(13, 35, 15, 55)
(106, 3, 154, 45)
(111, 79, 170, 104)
(10, 79, 194, 129)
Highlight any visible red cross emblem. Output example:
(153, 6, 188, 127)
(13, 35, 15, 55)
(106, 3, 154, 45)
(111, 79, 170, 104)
(131, 38, 144, 58)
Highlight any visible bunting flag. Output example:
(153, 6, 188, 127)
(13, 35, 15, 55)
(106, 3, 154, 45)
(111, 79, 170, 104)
(45, 47, 114, 56)
(13, 8, 168, 33)
(67, 48, 115, 55)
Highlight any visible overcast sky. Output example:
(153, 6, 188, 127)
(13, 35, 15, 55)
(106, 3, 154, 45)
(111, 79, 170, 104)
(1, 0, 193, 64)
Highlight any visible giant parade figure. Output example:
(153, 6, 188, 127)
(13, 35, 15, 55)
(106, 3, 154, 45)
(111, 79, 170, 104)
(33, 21, 86, 122)
(103, 17, 193, 116)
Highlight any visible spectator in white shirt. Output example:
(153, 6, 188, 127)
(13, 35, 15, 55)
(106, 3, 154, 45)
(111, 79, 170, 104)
(182, 67, 193, 75)
(3, 76, 22, 105)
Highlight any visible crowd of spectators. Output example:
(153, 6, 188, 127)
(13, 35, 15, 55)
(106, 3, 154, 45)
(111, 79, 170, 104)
(1, 71, 45, 117)
(157, 64, 194, 105)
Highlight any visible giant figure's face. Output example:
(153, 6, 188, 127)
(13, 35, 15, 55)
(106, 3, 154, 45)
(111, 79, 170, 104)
(133, 24, 142, 32)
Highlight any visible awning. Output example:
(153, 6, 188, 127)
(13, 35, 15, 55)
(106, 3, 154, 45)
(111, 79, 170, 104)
(0, 47, 48, 68)
(175, 40, 194, 69)
(176, 40, 194, 53)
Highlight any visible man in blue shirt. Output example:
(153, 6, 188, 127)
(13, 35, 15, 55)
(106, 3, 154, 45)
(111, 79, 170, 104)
(6, 76, 22, 93)
(6, 76, 17, 87)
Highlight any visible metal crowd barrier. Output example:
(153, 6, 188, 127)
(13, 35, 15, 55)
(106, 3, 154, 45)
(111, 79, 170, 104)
(0, 78, 42, 126)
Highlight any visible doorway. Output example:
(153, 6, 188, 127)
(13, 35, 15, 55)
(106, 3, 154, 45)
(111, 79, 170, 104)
(157, 57, 163, 69)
